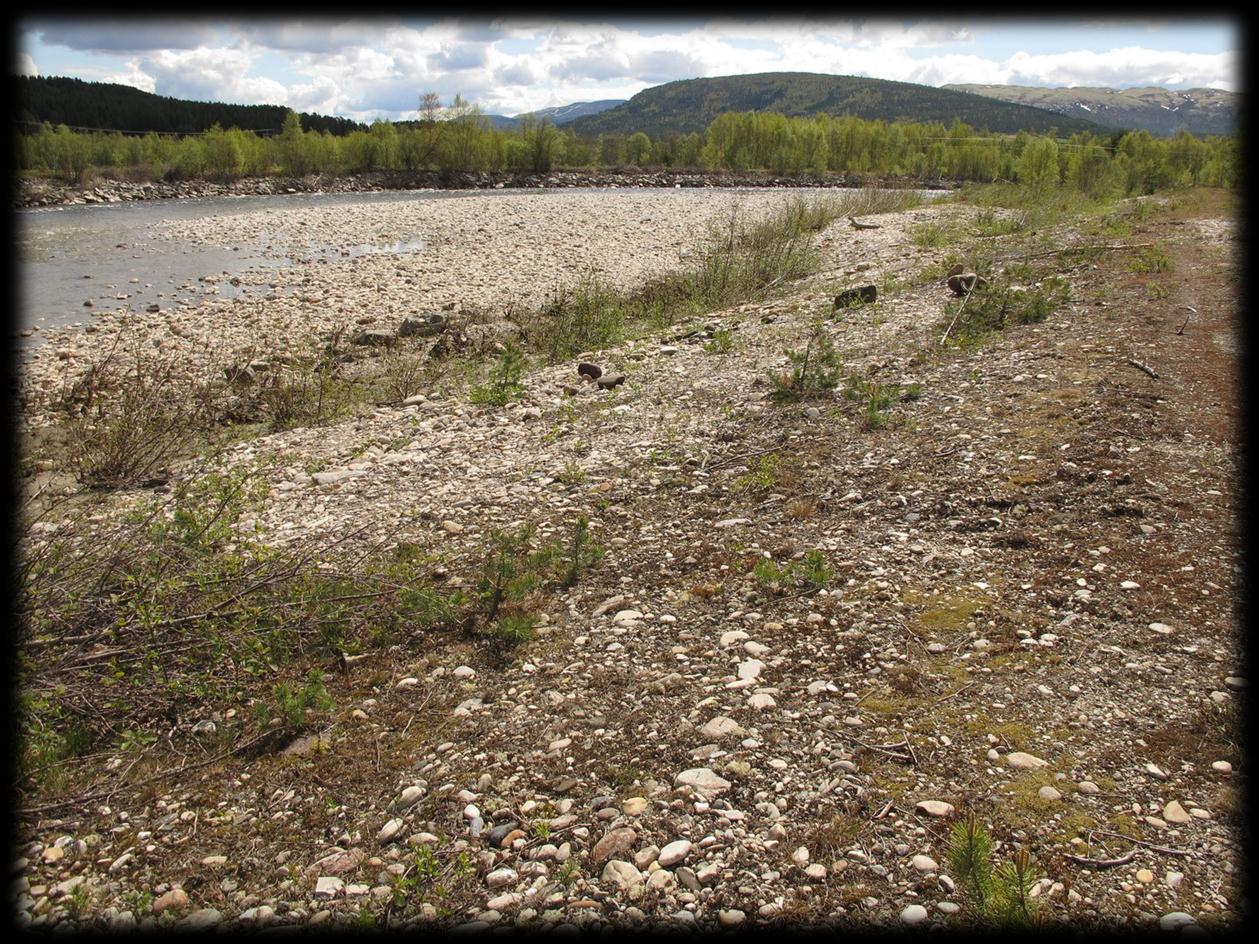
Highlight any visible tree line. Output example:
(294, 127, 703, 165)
(16, 99, 1237, 196)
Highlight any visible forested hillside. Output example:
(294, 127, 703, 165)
(568, 73, 1104, 138)
(17, 76, 363, 136)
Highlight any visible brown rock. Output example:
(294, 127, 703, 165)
(152, 888, 189, 913)
(590, 827, 637, 865)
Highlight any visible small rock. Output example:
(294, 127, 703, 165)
(1006, 752, 1049, 770)
(900, 904, 929, 925)
(1163, 801, 1191, 825)
(1159, 912, 1198, 931)
(658, 840, 692, 868)
(151, 888, 188, 913)
(596, 374, 626, 390)
(915, 800, 955, 817)
(485, 868, 518, 889)
(178, 908, 222, 930)
(590, 828, 637, 865)
(675, 768, 732, 794)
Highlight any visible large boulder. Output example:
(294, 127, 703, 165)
(834, 285, 878, 309)
(398, 312, 448, 338)
(352, 328, 396, 347)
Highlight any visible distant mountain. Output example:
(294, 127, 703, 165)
(17, 75, 364, 136)
(482, 114, 521, 132)
(944, 84, 1236, 136)
(519, 100, 626, 124)
(567, 72, 1105, 139)
(481, 100, 625, 133)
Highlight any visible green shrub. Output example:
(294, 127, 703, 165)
(469, 343, 528, 406)
(769, 327, 842, 401)
(946, 811, 1044, 927)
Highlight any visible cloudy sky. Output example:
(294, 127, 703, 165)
(17, 16, 1240, 122)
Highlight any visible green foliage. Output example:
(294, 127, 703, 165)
(469, 343, 528, 407)
(261, 669, 334, 735)
(18, 76, 1237, 194)
(946, 812, 1044, 927)
(1126, 243, 1173, 273)
(704, 328, 736, 354)
(752, 549, 832, 592)
(733, 453, 783, 493)
(941, 273, 1072, 349)
(770, 326, 842, 401)
(840, 374, 919, 430)
(469, 517, 601, 647)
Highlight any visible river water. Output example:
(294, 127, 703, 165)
(15, 188, 512, 344)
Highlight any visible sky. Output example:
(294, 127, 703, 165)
(16, 16, 1241, 123)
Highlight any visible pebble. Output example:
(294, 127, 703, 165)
(1006, 752, 1049, 769)
(674, 768, 732, 794)
(314, 876, 343, 899)
(717, 909, 746, 927)
(178, 908, 222, 930)
(911, 854, 938, 872)
(1160, 912, 1198, 931)
(590, 828, 637, 865)
(1163, 801, 1192, 825)
(658, 840, 692, 868)
(485, 868, 518, 889)
(915, 800, 955, 817)
(900, 904, 929, 925)
(151, 888, 188, 913)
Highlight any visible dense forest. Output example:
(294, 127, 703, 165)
(16, 103, 1238, 198)
(17, 76, 363, 137)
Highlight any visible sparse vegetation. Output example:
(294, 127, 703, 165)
(946, 812, 1044, 928)
(769, 325, 843, 400)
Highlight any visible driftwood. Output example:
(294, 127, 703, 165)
(1065, 850, 1137, 870)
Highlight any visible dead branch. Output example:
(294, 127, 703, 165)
(1065, 850, 1137, 869)
(1127, 359, 1159, 380)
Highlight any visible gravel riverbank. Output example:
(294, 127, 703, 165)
(15, 188, 1241, 932)
(18, 187, 915, 424)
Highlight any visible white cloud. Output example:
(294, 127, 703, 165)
(139, 48, 290, 106)
(1003, 48, 1236, 91)
(18, 18, 1239, 120)
(16, 52, 38, 76)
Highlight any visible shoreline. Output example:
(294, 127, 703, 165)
(16, 168, 960, 209)
(21, 187, 918, 426)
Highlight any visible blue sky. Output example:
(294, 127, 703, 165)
(17, 17, 1239, 122)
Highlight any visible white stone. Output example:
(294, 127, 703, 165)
(911, 854, 938, 872)
(674, 768, 732, 794)
(1006, 752, 1049, 770)
(900, 904, 929, 925)
(658, 840, 693, 867)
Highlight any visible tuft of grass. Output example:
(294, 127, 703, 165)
(1126, 243, 1173, 273)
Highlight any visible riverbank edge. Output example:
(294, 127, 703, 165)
(17, 168, 960, 209)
